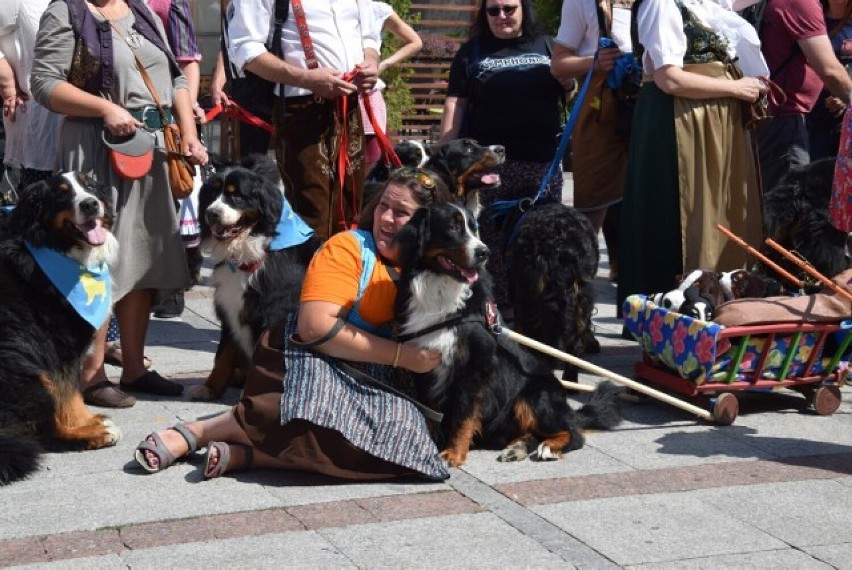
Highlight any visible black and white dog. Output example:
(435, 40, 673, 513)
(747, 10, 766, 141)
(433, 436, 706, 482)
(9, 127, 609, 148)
(394, 203, 622, 467)
(0, 173, 121, 485)
(189, 156, 320, 400)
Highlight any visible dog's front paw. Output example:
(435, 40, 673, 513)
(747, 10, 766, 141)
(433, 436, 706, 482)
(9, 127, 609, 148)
(187, 384, 216, 401)
(440, 449, 467, 467)
(103, 420, 122, 446)
(532, 442, 562, 461)
(498, 443, 528, 462)
(497, 437, 537, 462)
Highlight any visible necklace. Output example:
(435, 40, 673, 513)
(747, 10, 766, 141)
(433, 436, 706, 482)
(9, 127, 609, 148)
(92, 3, 144, 51)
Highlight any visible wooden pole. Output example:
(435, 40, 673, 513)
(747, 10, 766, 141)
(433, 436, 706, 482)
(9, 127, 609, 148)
(499, 327, 714, 421)
(714, 224, 803, 288)
(764, 238, 852, 304)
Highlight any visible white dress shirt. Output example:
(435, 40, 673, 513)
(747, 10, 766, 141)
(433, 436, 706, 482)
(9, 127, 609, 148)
(0, 0, 61, 171)
(636, 0, 768, 77)
(226, 0, 379, 97)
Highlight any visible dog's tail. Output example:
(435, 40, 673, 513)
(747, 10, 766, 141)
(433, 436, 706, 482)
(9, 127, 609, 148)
(0, 434, 41, 486)
(576, 381, 623, 430)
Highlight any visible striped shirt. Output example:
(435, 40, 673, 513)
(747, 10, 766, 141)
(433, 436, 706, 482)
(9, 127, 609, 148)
(146, 0, 201, 62)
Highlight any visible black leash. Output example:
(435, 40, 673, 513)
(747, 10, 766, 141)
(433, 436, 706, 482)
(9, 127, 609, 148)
(395, 313, 486, 343)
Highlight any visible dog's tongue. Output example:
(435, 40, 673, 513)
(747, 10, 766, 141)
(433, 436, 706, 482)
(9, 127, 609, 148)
(82, 220, 106, 245)
(480, 173, 500, 186)
(459, 266, 479, 284)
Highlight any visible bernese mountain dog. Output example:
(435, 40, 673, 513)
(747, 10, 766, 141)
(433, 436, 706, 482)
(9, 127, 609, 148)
(188, 156, 321, 400)
(424, 139, 505, 218)
(761, 157, 850, 282)
(0, 172, 121, 485)
(393, 203, 622, 467)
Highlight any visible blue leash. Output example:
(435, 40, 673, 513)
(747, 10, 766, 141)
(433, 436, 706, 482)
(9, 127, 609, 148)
(488, 48, 604, 256)
(488, 48, 602, 226)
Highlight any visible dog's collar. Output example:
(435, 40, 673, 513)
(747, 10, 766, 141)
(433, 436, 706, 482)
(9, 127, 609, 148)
(216, 257, 264, 274)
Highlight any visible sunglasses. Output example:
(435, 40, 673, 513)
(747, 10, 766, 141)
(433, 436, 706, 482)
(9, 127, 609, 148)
(396, 167, 437, 190)
(485, 5, 518, 17)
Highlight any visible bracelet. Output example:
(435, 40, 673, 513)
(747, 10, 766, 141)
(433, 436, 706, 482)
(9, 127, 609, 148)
(392, 342, 402, 368)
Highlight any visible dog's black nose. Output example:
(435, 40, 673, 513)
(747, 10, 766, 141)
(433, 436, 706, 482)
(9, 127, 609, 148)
(206, 210, 221, 224)
(492, 145, 506, 159)
(475, 245, 489, 263)
(79, 197, 100, 217)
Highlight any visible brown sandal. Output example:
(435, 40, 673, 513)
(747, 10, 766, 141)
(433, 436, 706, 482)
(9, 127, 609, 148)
(203, 442, 254, 479)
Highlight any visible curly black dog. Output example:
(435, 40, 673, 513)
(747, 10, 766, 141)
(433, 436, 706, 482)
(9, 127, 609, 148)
(762, 157, 850, 282)
(0, 173, 121, 485)
(499, 202, 601, 380)
(394, 203, 622, 467)
(188, 155, 320, 400)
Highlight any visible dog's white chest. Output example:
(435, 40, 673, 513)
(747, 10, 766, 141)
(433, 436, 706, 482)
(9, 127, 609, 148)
(211, 264, 255, 357)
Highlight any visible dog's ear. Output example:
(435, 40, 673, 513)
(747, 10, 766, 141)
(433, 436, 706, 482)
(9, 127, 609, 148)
(9, 179, 51, 245)
(256, 174, 283, 236)
(427, 142, 447, 160)
(393, 207, 430, 270)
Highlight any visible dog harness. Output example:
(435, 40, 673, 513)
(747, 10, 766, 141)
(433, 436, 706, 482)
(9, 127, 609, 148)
(396, 300, 501, 343)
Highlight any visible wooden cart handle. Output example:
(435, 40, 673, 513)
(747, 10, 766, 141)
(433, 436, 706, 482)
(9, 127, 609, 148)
(764, 238, 852, 304)
(714, 224, 803, 288)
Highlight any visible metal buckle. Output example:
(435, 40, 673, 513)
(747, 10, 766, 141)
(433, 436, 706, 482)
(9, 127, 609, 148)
(1, 186, 17, 205)
(136, 105, 166, 131)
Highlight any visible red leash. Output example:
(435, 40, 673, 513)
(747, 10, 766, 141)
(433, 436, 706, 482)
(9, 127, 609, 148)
(361, 91, 402, 169)
(205, 102, 273, 134)
(336, 70, 360, 232)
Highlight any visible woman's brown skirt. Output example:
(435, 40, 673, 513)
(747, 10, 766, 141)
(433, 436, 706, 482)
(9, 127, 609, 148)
(234, 324, 445, 481)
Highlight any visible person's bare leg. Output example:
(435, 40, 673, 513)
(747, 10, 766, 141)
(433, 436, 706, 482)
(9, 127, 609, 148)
(581, 207, 606, 234)
(139, 410, 290, 471)
(82, 318, 110, 389)
(116, 289, 152, 384)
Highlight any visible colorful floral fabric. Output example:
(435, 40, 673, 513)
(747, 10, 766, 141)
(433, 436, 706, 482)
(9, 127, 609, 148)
(623, 294, 724, 383)
(624, 295, 852, 385)
(831, 106, 852, 232)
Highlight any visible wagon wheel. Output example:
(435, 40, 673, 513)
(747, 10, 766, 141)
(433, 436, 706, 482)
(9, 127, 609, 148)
(811, 385, 842, 416)
(712, 392, 739, 425)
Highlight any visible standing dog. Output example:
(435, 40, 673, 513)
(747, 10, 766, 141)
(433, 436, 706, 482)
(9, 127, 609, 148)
(394, 203, 621, 467)
(503, 202, 601, 379)
(0, 173, 121, 485)
(189, 156, 320, 400)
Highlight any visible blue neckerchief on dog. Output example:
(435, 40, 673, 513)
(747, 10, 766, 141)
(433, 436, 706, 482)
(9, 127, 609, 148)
(268, 196, 314, 251)
(24, 241, 111, 329)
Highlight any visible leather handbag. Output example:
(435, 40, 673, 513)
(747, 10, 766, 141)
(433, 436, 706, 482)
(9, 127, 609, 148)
(101, 15, 196, 198)
(162, 123, 195, 199)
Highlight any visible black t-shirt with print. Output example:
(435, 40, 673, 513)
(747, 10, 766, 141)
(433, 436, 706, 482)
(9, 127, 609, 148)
(447, 35, 564, 163)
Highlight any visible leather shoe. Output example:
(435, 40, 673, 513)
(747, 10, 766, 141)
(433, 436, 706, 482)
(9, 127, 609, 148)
(121, 370, 184, 396)
(83, 380, 136, 408)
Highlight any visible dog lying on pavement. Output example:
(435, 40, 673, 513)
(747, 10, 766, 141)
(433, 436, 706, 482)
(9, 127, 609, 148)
(393, 203, 622, 467)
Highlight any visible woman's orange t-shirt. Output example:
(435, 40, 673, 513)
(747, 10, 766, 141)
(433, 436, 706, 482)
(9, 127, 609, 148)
(300, 231, 398, 329)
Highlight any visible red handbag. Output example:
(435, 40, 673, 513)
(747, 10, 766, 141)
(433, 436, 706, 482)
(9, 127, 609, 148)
(831, 106, 852, 233)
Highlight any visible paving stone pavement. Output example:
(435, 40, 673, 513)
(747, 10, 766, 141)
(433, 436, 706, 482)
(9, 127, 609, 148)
(3, 174, 852, 569)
